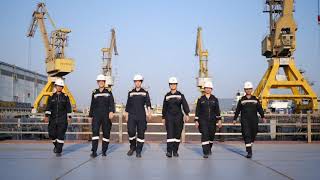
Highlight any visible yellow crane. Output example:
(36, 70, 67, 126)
(254, 0, 318, 112)
(195, 27, 211, 94)
(27, 2, 76, 112)
(101, 28, 118, 90)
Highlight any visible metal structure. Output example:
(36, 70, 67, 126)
(254, 0, 318, 112)
(101, 28, 118, 90)
(26, 3, 76, 112)
(195, 27, 211, 94)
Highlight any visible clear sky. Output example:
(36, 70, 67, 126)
(1, 0, 319, 109)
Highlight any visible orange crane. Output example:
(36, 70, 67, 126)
(27, 3, 76, 112)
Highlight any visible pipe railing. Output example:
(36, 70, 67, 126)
(0, 112, 319, 143)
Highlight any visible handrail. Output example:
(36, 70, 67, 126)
(1, 112, 319, 143)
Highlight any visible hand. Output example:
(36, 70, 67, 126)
(195, 121, 199, 128)
(109, 112, 114, 120)
(147, 113, 152, 121)
(262, 118, 267, 123)
(68, 117, 72, 124)
(88, 117, 92, 123)
(233, 120, 237, 125)
(184, 115, 190, 122)
(162, 119, 165, 126)
(218, 120, 222, 128)
(124, 112, 128, 122)
(44, 117, 49, 123)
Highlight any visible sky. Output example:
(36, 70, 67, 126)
(0, 0, 319, 109)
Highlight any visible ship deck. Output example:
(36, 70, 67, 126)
(0, 141, 319, 180)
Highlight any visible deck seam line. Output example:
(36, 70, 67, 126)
(218, 144, 294, 180)
(55, 155, 100, 180)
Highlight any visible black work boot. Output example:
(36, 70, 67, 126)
(202, 144, 210, 158)
(136, 152, 142, 158)
(102, 142, 109, 155)
(246, 147, 252, 158)
(209, 143, 213, 155)
(166, 152, 172, 158)
(55, 146, 62, 157)
(53, 142, 57, 153)
(127, 149, 135, 156)
(90, 151, 98, 158)
(173, 152, 179, 157)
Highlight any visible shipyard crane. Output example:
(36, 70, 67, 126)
(195, 27, 211, 95)
(254, 0, 318, 112)
(27, 2, 76, 112)
(101, 28, 118, 90)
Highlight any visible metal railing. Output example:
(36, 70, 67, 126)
(0, 112, 320, 143)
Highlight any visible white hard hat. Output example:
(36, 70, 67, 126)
(96, 74, 106, 81)
(133, 74, 144, 81)
(168, 77, 178, 84)
(244, 81, 253, 89)
(204, 81, 213, 89)
(54, 78, 65, 87)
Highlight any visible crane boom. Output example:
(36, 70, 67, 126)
(27, 3, 54, 63)
(195, 27, 210, 94)
(101, 28, 118, 89)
